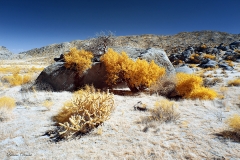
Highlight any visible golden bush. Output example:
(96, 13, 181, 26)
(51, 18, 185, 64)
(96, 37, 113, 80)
(226, 114, 240, 133)
(0, 96, 16, 110)
(100, 48, 165, 92)
(203, 54, 216, 60)
(3, 73, 32, 86)
(54, 87, 114, 139)
(64, 47, 93, 74)
(176, 73, 217, 100)
(228, 78, 240, 86)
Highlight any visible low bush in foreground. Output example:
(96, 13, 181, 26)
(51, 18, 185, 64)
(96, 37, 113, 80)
(0, 96, 16, 109)
(150, 99, 179, 123)
(226, 114, 240, 134)
(0, 96, 16, 121)
(228, 78, 240, 86)
(53, 86, 114, 139)
(176, 73, 217, 100)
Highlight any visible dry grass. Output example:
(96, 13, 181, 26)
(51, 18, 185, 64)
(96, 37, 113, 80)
(226, 114, 240, 133)
(203, 77, 223, 87)
(0, 96, 16, 122)
(149, 75, 176, 97)
(0, 96, 16, 110)
(3, 73, 33, 86)
(150, 99, 180, 123)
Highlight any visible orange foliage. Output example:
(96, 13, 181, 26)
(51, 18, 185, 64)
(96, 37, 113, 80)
(64, 47, 93, 74)
(176, 73, 217, 100)
(101, 48, 165, 92)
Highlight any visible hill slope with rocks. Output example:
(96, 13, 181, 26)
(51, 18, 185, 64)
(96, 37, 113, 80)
(0, 46, 13, 59)
(13, 30, 240, 59)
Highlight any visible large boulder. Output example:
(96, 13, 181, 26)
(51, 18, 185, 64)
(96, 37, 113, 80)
(138, 48, 175, 74)
(198, 59, 217, 68)
(175, 65, 194, 74)
(111, 47, 175, 74)
(229, 41, 240, 50)
(33, 62, 109, 91)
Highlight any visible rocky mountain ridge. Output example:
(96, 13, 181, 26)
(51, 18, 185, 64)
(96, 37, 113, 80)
(0, 46, 13, 59)
(2, 30, 240, 60)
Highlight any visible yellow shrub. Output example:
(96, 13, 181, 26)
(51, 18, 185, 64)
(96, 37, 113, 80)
(29, 66, 44, 73)
(0, 96, 16, 110)
(54, 88, 114, 139)
(101, 48, 165, 92)
(64, 47, 93, 74)
(228, 78, 240, 86)
(176, 73, 217, 100)
(226, 114, 240, 133)
(3, 73, 32, 86)
(203, 54, 216, 60)
(0, 66, 21, 73)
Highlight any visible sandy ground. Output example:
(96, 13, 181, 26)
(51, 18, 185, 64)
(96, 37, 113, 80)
(0, 59, 240, 160)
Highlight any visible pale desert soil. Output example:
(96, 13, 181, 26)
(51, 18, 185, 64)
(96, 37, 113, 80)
(0, 59, 240, 160)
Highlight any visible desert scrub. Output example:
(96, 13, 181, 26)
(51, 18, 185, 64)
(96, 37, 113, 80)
(64, 47, 93, 74)
(0, 66, 21, 73)
(176, 73, 217, 100)
(0, 96, 16, 109)
(149, 75, 176, 97)
(226, 114, 240, 134)
(203, 54, 216, 60)
(0, 96, 16, 121)
(228, 78, 240, 86)
(54, 86, 114, 139)
(101, 48, 165, 92)
(3, 72, 32, 86)
(150, 99, 179, 123)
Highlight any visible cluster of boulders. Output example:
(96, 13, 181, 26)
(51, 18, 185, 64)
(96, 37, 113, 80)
(33, 47, 175, 91)
(168, 40, 240, 71)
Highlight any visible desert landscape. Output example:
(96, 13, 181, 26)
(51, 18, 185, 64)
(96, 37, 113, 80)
(0, 31, 240, 160)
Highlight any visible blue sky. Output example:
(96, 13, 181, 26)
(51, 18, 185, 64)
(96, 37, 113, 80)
(1, 0, 240, 53)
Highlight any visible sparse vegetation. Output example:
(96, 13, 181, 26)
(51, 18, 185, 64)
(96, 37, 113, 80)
(85, 31, 115, 55)
(53, 86, 114, 139)
(203, 77, 223, 87)
(101, 48, 165, 92)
